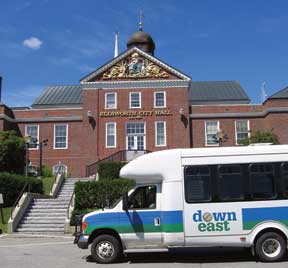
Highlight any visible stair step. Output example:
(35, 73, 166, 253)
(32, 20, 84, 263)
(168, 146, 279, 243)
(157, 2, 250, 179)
(30, 205, 67, 209)
(22, 218, 65, 223)
(23, 216, 66, 220)
(32, 202, 68, 206)
(27, 208, 66, 212)
(17, 228, 64, 232)
(25, 212, 66, 217)
(19, 223, 64, 228)
(34, 199, 68, 203)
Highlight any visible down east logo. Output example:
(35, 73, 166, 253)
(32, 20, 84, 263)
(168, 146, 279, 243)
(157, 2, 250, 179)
(192, 210, 237, 232)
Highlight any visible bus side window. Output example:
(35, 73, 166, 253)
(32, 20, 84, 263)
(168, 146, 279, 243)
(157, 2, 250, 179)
(184, 166, 211, 203)
(281, 163, 288, 198)
(250, 163, 276, 200)
(217, 165, 244, 201)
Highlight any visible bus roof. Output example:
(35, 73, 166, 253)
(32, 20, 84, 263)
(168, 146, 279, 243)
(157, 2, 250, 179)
(120, 145, 288, 183)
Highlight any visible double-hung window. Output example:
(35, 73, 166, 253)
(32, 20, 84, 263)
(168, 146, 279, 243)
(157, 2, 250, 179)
(235, 120, 250, 145)
(25, 125, 39, 149)
(154, 91, 166, 108)
(105, 92, 117, 109)
(129, 92, 141, 108)
(54, 125, 68, 149)
(106, 122, 116, 148)
(155, 121, 167, 146)
(205, 121, 219, 146)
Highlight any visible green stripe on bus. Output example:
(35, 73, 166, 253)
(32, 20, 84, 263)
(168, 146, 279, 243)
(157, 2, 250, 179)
(243, 220, 288, 230)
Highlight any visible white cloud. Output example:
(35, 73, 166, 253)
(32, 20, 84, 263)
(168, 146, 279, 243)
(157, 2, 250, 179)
(23, 37, 43, 50)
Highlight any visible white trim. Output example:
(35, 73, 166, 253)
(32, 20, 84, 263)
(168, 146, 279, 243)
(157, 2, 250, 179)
(129, 92, 142, 109)
(205, 120, 220, 147)
(53, 124, 68, 150)
(104, 92, 117, 109)
(154, 91, 166, 108)
(105, 122, 117, 148)
(81, 79, 189, 86)
(235, 120, 250, 145)
(155, 121, 167, 147)
(25, 124, 39, 150)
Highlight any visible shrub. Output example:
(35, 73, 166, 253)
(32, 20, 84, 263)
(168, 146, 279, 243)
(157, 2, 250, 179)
(41, 165, 53, 177)
(97, 162, 127, 180)
(0, 131, 25, 174)
(71, 178, 134, 225)
(0, 172, 43, 207)
(239, 129, 279, 145)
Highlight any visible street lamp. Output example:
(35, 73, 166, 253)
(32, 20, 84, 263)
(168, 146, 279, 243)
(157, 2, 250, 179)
(213, 129, 228, 147)
(24, 135, 31, 177)
(39, 139, 48, 177)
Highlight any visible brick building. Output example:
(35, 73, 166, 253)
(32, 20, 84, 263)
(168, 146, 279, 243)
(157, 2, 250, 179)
(1, 27, 288, 177)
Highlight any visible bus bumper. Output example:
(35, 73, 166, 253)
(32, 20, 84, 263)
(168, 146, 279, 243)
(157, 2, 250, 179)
(74, 233, 89, 249)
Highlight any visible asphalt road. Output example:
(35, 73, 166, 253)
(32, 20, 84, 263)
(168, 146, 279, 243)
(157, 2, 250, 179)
(0, 234, 288, 268)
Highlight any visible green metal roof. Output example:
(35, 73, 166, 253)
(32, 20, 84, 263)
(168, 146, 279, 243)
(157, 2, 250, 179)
(268, 86, 288, 100)
(189, 81, 250, 104)
(32, 85, 82, 108)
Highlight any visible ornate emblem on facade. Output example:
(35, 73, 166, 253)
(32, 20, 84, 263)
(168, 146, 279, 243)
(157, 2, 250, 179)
(102, 53, 169, 79)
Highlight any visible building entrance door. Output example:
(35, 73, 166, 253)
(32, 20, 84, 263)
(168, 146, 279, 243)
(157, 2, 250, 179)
(126, 122, 146, 161)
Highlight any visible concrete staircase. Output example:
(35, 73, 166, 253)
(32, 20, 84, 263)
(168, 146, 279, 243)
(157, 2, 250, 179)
(17, 178, 80, 233)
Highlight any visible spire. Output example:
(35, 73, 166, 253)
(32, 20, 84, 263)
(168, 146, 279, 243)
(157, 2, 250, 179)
(139, 11, 143, 31)
(114, 31, 119, 58)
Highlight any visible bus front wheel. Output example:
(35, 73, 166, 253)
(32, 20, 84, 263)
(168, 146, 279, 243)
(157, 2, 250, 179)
(255, 232, 287, 262)
(91, 234, 121, 264)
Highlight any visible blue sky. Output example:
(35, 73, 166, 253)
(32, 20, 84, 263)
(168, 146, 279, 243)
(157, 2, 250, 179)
(1, 0, 288, 106)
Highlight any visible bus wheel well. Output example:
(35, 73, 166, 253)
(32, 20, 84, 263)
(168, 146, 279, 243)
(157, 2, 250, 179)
(88, 228, 123, 249)
(253, 227, 287, 245)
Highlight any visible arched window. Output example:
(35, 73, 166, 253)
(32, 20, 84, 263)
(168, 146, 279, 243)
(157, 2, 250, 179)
(53, 163, 67, 175)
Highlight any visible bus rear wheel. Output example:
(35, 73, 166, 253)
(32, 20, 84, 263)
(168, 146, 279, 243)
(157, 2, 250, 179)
(255, 232, 287, 262)
(91, 234, 121, 264)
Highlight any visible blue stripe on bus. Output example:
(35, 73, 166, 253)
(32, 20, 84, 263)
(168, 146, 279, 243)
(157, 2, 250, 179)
(86, 210, 183, 225)
(242, 207, 288, 222)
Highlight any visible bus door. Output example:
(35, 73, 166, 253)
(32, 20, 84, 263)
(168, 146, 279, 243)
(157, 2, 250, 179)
(119, 184, 162, 248)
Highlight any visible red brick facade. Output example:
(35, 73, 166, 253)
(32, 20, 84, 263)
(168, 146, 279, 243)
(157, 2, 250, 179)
(1, 44, 288, 178)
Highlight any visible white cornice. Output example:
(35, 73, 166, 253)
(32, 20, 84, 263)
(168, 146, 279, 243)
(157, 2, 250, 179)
(190, 107, 288, 119)
(0, 114, 83, 123)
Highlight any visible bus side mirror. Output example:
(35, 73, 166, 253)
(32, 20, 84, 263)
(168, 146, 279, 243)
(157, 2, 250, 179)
(122, 192, 128, 211)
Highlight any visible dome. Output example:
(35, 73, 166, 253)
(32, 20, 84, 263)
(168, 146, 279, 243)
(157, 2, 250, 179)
(127, 30, 155, 55)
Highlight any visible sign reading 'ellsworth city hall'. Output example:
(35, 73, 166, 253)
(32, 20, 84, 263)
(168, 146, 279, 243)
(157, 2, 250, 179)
(99, 109, 172, 118)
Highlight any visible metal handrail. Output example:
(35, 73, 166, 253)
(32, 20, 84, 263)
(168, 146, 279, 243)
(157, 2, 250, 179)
(52, 169, 64, 187)
(10, 182, 31, 220)
(86, 149, 151, 177)
(67, 192, 75, 219)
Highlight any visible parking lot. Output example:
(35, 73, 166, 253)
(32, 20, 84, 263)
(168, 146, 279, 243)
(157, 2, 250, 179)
(0, 234, 288, 268)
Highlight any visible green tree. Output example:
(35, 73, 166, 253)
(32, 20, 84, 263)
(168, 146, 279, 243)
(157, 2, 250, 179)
(0, 131, 25, 173)
(240, 129, 279, 145)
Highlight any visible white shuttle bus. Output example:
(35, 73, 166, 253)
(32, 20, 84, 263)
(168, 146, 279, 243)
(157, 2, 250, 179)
(74, 145, 288, 263)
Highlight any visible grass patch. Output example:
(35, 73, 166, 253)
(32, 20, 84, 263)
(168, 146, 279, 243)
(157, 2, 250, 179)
(42, 177, 54, 195)
(0, 207, 12, 233)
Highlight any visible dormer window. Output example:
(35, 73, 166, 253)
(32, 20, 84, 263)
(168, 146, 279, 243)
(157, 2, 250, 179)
(105, 92, 117, 109)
